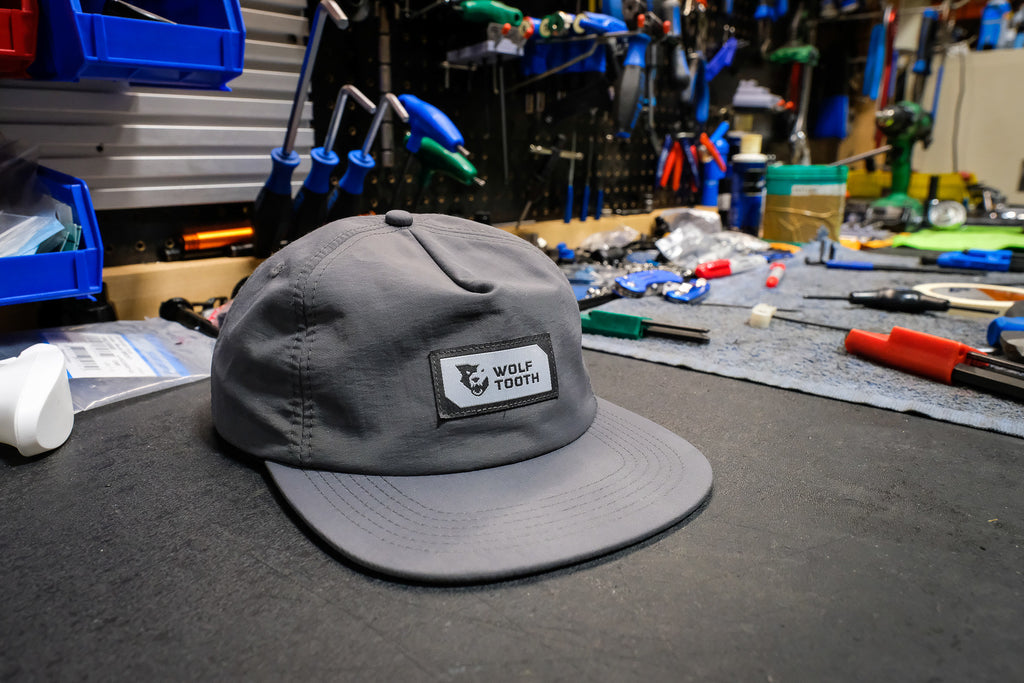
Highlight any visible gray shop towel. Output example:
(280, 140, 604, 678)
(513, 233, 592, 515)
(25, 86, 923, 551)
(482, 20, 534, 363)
(580, 250, 1024, 438)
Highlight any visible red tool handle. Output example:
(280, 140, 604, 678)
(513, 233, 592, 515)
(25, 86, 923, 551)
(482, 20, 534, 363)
(659, 143, 678, 188)
(670, 141, 682, 191)
(699, 132, 726, 172)
(844, 327, 980, 384)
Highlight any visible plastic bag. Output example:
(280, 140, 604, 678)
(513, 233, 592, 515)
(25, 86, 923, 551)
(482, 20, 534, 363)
(657, 227, 772, 269)
(579, 225, 641, 252)
(0, 318, 216, 412)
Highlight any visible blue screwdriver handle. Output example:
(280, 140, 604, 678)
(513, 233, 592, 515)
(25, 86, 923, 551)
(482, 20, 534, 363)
(564, 185, 574, 224)
(580, 185, 590, 221)
(337, 149, 375, 194)
(266, 147, 300, 195)
(399, 94, 464, 153)
(290, 147, 340, 239)
(326, 150, 376, 221)
(303, 147, 340, 194)
(824, 260, 874, 270)
(253, 147, 301, 257)
(595, 187, 604, 220)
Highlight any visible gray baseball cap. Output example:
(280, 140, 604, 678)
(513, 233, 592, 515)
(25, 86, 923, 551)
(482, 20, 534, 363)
(211, 211, 712, 583)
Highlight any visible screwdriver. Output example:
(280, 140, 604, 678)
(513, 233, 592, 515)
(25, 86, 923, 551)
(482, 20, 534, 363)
(580, 309, 711, 344)
(326, 93, 409, 222)
(253, 0, 348, 257)
(580, 136, 594, 220)
(564, 132, 576, 224)
(289, 84, 375, 240)
(805, 288, 980, 313)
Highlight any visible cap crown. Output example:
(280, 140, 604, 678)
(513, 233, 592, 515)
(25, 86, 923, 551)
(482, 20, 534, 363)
(212, 214, 597, 475)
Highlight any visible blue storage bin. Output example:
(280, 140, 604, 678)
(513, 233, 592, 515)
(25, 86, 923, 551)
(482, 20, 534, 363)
(31, 0, 244, 90)
(0, 167, 104, 307)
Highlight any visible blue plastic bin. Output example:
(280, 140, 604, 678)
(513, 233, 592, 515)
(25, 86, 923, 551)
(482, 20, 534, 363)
(31, 0, 244, 90)
(0, 167, 104, 307)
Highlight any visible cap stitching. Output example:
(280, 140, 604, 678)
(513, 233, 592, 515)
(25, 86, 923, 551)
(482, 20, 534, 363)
(300, 224, 406, 463)
(291, 217, 573, 467)
(304, 433, 683, 554)
(302, 406, 688, 549)
(359, 408, 675, 530)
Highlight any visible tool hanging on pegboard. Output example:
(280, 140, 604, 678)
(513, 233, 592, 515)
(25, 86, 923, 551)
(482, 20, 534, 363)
(301, 0, 787, 227)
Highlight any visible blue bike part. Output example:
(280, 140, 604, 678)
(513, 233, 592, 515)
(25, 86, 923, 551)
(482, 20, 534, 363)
(664, 279, 711, 303)
(613, 269, 684, 297)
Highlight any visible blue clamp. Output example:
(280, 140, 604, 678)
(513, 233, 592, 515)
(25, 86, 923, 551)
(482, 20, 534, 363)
(987, 316, 1024, 346)
(613, 269, 684, 297)
(664, 278, 711, 304)
(936, 249, 1020, 272)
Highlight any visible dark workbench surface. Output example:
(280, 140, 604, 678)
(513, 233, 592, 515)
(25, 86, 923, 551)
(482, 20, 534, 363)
(2, 350, 1022, 681)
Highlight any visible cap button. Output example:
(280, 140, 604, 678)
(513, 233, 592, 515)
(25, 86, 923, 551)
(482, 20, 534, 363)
(385, 210, 413, 227)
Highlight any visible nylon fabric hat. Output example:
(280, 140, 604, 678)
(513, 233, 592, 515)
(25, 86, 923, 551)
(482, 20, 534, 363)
(211, 211, 712, 583)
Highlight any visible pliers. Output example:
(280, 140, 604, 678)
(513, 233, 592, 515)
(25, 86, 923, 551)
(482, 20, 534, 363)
(659, 139, 684, 192)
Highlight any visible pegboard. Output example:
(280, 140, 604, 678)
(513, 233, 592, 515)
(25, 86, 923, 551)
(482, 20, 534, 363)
(310, 0, 775, 226)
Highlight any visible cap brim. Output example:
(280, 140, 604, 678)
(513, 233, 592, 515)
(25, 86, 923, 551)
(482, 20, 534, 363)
(266, 398, 713, 584)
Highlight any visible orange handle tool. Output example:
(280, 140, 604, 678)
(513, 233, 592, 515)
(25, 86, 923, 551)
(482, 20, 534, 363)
(844, 326, 980, 384)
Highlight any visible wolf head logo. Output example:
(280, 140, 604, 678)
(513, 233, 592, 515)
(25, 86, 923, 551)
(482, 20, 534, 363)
(456, 364, 489, 396)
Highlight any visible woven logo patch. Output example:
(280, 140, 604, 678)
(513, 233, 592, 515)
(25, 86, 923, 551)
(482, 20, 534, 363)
(429, 334, 558, 419)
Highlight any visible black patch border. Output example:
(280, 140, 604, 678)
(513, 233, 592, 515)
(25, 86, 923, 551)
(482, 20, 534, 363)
(429, 333, 559, 420)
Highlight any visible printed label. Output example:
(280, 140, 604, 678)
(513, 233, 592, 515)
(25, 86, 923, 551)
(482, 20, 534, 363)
(429, 334, 558, 419)
(43, 333, 167, 378)
(789, 183, 845, 197)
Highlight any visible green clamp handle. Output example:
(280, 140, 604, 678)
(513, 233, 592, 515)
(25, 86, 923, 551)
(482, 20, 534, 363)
(414, 135, 478, 185)
(459, 1, 523, 26)
(580, 310, 648, 340)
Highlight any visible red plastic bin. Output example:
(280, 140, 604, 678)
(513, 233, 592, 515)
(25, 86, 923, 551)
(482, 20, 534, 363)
(0, 0, 38, 79)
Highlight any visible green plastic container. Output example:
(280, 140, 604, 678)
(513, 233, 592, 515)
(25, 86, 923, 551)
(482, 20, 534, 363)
(763, 165, 848, 242)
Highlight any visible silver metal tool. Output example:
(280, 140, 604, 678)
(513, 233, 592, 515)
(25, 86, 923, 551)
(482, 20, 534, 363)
(282, 1, 349, 157)
(324, 85, 376, 155)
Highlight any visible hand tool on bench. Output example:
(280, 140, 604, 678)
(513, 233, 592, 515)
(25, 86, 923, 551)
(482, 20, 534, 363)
(581, 309, 711, 344)
(845, 326, 1024, 402)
